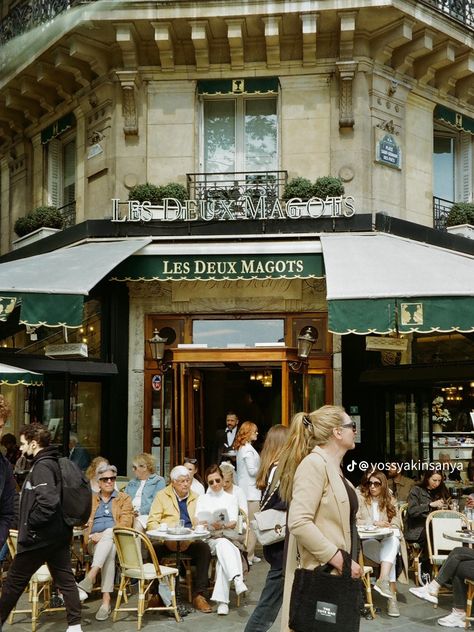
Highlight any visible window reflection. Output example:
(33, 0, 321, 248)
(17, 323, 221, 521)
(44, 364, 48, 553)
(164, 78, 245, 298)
(192, 319, 284, 347)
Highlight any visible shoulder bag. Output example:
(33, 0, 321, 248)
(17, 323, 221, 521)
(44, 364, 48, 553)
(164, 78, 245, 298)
(289, 549, 362, 632)
(250, 478, 286, 546)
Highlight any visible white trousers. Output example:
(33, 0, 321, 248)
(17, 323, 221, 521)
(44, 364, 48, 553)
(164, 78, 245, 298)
(362, 534, 400, 581)
(88, 528, 116, 593)
(208, 538, 243, 604)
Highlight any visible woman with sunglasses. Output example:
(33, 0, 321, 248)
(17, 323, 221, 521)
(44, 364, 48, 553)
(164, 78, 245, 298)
(183, 457, 205, 496)
(124, 452, 165, 531)
(357, 469, 408, 617)
(195, 464, 247, 616)
(278, 406, 361, 632)
(78, 464, 133, 621)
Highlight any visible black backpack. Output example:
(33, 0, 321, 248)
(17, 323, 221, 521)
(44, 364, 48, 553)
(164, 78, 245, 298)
(57, 457, 92, 526)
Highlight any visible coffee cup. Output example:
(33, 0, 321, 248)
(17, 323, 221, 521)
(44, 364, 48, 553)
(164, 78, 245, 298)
(158, 523, 168, 532)
(195, 525, 206, 533)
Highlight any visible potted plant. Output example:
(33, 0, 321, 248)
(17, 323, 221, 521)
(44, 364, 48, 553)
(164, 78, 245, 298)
(128, 182, 188, 204)
(432, 395, 451, 432)
(312, 176, 345, 199)
(282, 177, 314, 201)
(13, 206, 64, 249)
(446, 202, 474, 239)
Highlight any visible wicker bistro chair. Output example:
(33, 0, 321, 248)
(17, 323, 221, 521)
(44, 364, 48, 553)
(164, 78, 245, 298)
(400, 502, 422, 586)
(465, 579, 474, 629)
(112, 527, 180, 628)
(6, 529, 64, 632)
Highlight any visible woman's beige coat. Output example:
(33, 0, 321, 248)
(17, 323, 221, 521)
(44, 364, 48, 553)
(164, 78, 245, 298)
(280, 446, 353, 632)
(356, 491, 409, 584)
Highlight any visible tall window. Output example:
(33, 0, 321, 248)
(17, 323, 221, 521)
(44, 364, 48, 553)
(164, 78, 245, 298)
(202, 96, 278, 172)
(47, 134, 76, 210)
(433, 128, 473, 203)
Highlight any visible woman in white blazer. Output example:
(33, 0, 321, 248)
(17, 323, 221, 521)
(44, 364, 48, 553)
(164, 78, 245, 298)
(234, 421, 261, 563)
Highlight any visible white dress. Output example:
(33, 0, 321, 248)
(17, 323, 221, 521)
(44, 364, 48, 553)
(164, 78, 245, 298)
(196, 489, 243, 605)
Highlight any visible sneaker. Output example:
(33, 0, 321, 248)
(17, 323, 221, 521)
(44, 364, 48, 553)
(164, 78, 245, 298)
(409, 584, 439, 605)
(78, 576, 93, 593)
(95, 604, 111, 621)
(387, 597, 400, 618)
(248, 556, 261, 566)
(76, 584, 88, 602)
(438, 610, 466, 628)
(217, 602, 229, 616)
(234, 576, 248, 596)
(374, 578, 392, 599)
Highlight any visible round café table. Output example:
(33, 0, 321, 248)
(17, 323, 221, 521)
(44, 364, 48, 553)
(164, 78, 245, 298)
(443, 531, 474, 547)
(147, 528, 210, 616)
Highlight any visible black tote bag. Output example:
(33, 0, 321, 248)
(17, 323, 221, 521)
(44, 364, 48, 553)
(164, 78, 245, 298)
(289, 550, 362, 632)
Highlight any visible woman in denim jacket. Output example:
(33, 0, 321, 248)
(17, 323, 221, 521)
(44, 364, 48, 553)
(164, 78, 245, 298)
(124, 453, 165, 530)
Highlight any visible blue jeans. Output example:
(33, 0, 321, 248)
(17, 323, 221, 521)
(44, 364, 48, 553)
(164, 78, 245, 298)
(244, 567, 284, 632)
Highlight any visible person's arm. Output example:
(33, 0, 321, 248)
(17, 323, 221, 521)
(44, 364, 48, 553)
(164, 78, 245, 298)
(117, 493, 134, 528)
(146, 493, 165, 530)
(28, 461, 61, 528)
(0, 462, 15, 547)
(243, 446, 260, 477)
(407, 487, 432, 518)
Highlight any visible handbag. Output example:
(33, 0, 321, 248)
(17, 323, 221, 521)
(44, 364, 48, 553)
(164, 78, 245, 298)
(289, 549, 362, 632)
(251, 508, 286, 545)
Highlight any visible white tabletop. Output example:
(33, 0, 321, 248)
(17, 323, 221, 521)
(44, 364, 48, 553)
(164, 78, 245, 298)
(147, 528, 210, 541)
(357, 527, 395, 540)
(443, 531, 474, 545)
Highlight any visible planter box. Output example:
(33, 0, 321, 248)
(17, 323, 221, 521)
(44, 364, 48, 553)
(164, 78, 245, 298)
(12, 227, 61, 250)
(446, 224, 474, 240)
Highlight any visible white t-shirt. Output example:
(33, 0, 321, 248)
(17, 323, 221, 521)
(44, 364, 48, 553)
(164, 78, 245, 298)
(132, 479, 147, 512)
(191, 478, 205, 496)
(196, 488, 238, 525)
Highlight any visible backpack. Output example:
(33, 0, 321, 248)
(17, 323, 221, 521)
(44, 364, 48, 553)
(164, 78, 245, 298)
(57, 457, 92, 526)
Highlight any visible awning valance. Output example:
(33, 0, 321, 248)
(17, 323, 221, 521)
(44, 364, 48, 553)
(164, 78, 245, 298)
(0, 238, 151, 327)
(320, 233, 474, 334)
(0, 362, 43, 386)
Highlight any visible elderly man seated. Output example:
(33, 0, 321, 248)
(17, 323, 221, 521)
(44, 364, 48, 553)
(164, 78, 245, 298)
(147, 465, 212, 613)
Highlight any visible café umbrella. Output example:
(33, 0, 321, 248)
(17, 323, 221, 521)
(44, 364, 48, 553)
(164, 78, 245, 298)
(0, 362, 43, 386)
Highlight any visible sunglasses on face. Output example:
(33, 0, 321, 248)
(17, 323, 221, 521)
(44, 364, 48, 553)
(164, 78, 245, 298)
(99, 476, 117, 483)
(340, 422, 357, 431)
(208, 478, 221, 485)
(368, 480, 382, 488)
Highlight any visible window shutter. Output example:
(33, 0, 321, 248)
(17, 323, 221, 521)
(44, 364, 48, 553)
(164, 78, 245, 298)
(62, 139, 76, 205)
(47, 139, 61, 207)
(460, 132, 472, 202)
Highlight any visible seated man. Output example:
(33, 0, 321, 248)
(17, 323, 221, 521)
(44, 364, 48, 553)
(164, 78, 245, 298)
(147, 465, 212, 613)
(78, 464, 133, 621)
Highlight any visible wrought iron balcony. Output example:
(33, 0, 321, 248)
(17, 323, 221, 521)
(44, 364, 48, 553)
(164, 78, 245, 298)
(433, 196, 453, 231)
(419, 0, 473, 28)
(59, 201, 76, 229)
(187, 171, 288, 204)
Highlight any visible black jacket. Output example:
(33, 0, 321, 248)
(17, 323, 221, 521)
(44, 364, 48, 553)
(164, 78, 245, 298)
(260, 465, 287, 570)
(0, 454, 15, 548)
(17, 445, 71, 553)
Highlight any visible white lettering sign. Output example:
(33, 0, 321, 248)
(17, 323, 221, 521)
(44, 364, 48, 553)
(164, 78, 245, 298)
(110, 195, 356, 223)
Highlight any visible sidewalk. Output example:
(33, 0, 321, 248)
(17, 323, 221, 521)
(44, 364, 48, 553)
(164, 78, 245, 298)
(7, 559, 456, 631)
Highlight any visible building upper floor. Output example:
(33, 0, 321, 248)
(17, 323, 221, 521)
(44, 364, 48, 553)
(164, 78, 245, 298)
(1, 0, 474, 253)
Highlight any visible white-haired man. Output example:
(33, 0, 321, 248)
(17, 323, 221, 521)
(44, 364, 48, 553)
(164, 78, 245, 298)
(147, 465, 212, 613)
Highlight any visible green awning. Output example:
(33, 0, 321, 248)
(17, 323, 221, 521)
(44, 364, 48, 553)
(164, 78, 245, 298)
(0, 238, 151, 327)
(111, 253, 324, 281)
(197, 77, 279, 95)
(434, 105, 474, 135)
(0, 362, 43, 386)
(320, 233, 474, 335)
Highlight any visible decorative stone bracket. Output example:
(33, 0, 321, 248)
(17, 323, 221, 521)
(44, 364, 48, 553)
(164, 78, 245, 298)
(336, 61, 358, 129)
(116, 70, 138, 137)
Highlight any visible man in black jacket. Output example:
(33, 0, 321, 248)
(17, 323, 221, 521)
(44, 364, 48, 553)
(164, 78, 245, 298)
(0, 424, 82, 632)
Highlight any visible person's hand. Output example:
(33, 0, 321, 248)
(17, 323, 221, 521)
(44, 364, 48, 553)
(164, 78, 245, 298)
(90, 532, 103, 543)
(374, 520, 390, 528)
(350, 560, 363, 578)
(211, 520, 223, 530)
(328, 551, 362, 578)
(430, 499, 445, 509)
(466, 497, 474, 508)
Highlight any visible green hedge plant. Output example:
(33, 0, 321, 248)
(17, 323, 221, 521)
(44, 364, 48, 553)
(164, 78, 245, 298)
(128, 182, 188, 204)
(282, 177, 314, 201)
(14, 206, 64, 238)
(446, 202, 474, 227)
(312, 176, 345, 199)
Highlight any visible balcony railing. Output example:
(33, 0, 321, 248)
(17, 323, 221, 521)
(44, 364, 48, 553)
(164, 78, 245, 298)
(59, 201, 76, 228)
(419, 0, 474, 28)
(187, 171, 288, 204)
(433, 196, 453, 231)
(0, 0, 91, 46)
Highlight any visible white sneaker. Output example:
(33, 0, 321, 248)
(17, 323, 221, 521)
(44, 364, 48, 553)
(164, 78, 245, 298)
(217, 602, 229, 616)
(234, 576, 247, 596)
(438, 610, 466, 628)
(248, 556, 261, 565)
(409, 584, 438, 605)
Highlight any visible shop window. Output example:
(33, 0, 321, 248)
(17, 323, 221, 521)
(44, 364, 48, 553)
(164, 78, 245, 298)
(192, 318, 284, 347)
(201, 96, 278, 172)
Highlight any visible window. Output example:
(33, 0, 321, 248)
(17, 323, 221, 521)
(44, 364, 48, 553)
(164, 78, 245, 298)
(202, 96, 278, 172)
(47, 133, 76, 212)
(192, 318, 284, 347)
(433, 128, 473, 203)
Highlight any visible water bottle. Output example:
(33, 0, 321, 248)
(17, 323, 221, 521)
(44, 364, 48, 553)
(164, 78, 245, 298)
(452, 499, 459, 513)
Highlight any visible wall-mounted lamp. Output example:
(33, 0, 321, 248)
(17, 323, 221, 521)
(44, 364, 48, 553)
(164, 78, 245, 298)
(147, 328, 172, 372)
(289, 326, 318, 372)
(192, 377, 201, 391)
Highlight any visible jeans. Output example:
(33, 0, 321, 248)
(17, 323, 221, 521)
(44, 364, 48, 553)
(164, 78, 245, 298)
(436, 547, 474, 609)
(243, 567, 284, 632)
(0, 541, 81, 626)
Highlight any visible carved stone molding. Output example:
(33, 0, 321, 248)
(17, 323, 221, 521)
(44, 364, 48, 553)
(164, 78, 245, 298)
(116, 71, 138, 137)
(336, 61, 358, 129)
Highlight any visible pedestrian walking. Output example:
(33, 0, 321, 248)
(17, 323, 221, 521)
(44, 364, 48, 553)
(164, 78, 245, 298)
(0, 423, 83, 632)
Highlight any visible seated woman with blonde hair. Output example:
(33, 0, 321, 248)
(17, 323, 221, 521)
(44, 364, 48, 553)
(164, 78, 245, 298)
(124, 452, 165, 530)
(357, 469, 408, 618)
